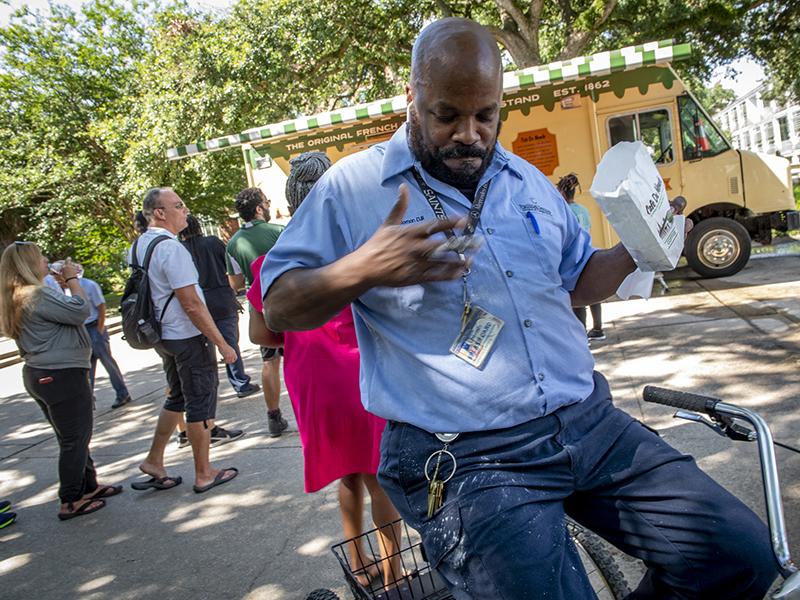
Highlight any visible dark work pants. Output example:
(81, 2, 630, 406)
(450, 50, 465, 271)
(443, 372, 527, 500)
(574, 304, 603, 330)
(378, 372, 777, 600)
(23, 366, 98, 504)
(214, 315, 251, 393)
(87, 324, 129, 401)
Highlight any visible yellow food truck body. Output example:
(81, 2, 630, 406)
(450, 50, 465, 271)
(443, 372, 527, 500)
(168, 41, 798, 278)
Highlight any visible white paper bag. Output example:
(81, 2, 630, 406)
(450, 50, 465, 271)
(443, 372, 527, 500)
(590, 141, 684, 272)
(616, 268, 655, 300)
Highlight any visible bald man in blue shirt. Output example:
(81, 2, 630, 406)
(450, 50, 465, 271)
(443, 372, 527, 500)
(261, 18, 775, 600)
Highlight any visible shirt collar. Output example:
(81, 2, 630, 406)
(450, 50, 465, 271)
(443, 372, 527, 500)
(146, 226, 177, 240)
(242, 219, 265, 229)
(379, 123, 525, 185)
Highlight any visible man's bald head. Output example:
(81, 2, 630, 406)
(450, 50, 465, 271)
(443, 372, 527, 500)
(410, 18, 502, 94)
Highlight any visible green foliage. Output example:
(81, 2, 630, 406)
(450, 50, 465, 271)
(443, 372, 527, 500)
(747, 2, 799, 101)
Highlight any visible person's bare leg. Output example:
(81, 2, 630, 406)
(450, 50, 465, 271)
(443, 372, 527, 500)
(139, 409, 182, 479)
(261, 358, 282, 412)
(339, 474, 378, 584)
(176, 412, 186, 434)
(186, 421, 226, 488)
(364, 474, 403, 586)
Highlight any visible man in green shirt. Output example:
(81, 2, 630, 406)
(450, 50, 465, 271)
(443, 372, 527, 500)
(226, 188, 288, 437)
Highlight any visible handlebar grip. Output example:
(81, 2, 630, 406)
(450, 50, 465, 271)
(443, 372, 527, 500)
(643, 386, 720, 414)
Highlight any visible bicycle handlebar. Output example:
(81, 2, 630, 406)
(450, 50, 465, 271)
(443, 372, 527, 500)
(642, 385, 721, 415)
(642, 384, 798, 581)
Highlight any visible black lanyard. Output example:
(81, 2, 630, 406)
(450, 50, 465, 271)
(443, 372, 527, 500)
(411, 168, 490, 245)
(411, 168, 491, 330)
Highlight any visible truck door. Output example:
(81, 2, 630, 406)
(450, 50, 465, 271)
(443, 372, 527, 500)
(598, 104, 684, 199)
(676, 93, 743, 213)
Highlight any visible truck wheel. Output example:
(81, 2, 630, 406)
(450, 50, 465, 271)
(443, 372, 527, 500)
(685, 217, 751, 278)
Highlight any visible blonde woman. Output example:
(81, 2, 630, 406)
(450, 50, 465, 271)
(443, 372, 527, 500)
(0, 242, 121, 520)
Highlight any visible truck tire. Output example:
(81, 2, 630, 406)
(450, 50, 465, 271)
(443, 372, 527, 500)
(685, 217, 751, 278)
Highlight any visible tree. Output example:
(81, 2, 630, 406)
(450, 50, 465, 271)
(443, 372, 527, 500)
(747, 1, 800, 100)
(115, 0, 423, 222)
(0, 0, 151, 288)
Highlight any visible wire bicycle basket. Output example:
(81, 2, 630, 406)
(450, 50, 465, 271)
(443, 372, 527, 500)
(330, 518, 451, 600)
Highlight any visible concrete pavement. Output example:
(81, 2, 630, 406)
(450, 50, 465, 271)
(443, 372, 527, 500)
(1, 254, 799, 599)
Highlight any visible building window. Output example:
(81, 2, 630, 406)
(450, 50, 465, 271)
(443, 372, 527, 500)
(766, 123, 775, 147)
(778, 116, 790, 142)
(753, 128, 762, 151)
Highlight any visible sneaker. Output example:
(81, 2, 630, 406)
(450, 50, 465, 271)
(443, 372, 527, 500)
(0, 512, 16, 529)
(267, 410, 288, 438)
(236, 384, 261, 399)
(111, 395, 132, 409)
(210, 426, 245, 447)
(176, 431, 189, 449)
(0, 500, 10, 513)
(587, 328, 606, 341)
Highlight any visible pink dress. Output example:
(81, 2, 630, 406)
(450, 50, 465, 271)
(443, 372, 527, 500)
(248, 257, 386, 493)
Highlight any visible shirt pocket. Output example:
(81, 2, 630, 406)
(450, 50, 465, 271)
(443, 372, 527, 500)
(521, 213, 561, 284)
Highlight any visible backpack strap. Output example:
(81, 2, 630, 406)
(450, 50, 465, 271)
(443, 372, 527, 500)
(135, 235, 176, 324)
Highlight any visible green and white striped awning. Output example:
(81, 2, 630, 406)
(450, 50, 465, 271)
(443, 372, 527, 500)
(167, 39, 690, 160)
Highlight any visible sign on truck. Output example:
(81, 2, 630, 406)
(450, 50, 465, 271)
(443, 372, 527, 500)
(168, 40, 799, 279)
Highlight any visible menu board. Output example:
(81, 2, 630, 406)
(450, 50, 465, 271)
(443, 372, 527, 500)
(512, 129, 559, 175)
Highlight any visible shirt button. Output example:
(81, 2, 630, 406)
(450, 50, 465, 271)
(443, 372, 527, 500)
(486, 228, 495, 234)
(505, 270, 513, 278)
(523, 319, 532, 327)
(538, 373, 546, 381)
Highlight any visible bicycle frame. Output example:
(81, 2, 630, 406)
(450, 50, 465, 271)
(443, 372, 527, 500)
(693, 401, 800, 599)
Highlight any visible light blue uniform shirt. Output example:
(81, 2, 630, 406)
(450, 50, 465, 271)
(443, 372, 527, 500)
(261, 124, 597, 433)
(79, 278, 105, 324)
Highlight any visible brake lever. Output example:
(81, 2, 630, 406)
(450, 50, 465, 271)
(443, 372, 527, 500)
(674, 410, 757, 442)
(674, 410, 727, 437)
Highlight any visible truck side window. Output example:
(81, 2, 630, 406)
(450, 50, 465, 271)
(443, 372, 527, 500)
(607, 109, 674, 164)
(678, 95, 730, 160)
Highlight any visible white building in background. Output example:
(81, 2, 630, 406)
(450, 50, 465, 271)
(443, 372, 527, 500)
(714, 84, 800, 169)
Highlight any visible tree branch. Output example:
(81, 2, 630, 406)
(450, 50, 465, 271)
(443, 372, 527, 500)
(559, 0, 618, 59)
(434, 0, 453, 17)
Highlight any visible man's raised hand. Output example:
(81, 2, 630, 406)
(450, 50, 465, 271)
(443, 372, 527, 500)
(354, 184, 471, 288)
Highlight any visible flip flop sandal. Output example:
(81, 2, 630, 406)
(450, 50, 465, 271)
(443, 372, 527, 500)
(192, 467, 239, 494)
(88, 484, 123, 499)
(130, 476, 183, 491)
(0, 500, 11, 513)
(58, 498, 106, 521)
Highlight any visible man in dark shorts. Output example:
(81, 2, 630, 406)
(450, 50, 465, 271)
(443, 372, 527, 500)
(130, 187, 239, 494)
(226, 188, 288, 437)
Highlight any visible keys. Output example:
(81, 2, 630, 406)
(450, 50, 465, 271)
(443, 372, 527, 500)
(424, 445, 457, 518)
(427, 478, 445, 518)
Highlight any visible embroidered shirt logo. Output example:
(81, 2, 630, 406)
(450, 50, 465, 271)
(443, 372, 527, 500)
(402, 215, 426, 225)
(516, 201, 552, 216)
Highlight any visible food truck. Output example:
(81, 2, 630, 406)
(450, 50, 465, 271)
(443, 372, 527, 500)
(168, 40, 798, 278)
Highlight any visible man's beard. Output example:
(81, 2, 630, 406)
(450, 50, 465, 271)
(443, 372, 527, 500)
(407, 107, 499, 188)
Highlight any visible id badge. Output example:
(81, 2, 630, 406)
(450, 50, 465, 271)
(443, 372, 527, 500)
(449, 305, 504, 369)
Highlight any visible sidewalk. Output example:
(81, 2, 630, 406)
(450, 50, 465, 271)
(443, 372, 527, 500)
(1, 256, 798, 599)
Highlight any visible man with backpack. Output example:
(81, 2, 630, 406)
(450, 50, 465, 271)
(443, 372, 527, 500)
(127, 187, 239, 494)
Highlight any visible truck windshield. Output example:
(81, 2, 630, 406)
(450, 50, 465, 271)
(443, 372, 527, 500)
(678, 95, 730, 160)
(608, 108, 674, 164)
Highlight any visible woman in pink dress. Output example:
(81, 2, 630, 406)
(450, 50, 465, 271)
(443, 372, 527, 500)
(248, 152, 400, 586)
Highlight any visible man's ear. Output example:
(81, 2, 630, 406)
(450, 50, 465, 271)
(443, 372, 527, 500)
(405, 84, 413, 104)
